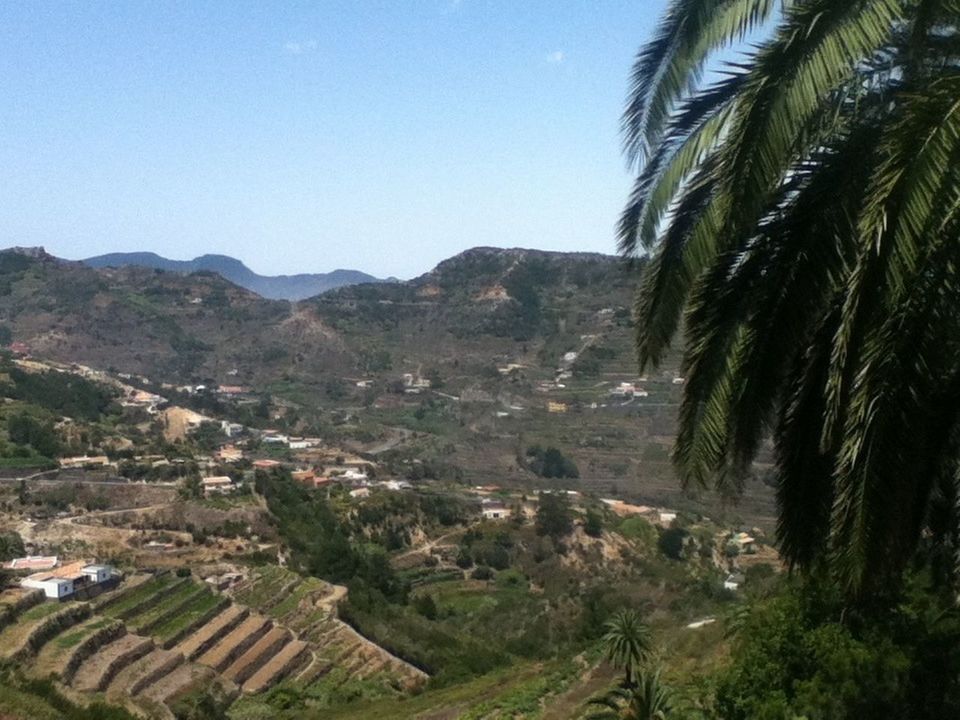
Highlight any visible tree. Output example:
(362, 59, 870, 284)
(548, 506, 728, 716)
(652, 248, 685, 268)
(584, 508, 604, 538)
(657, 527, 689, 561)
(620, 0, 960, 597)
(0, 532, 25, 561)
(601, 609, 652, 687)
(587, 669, 673, 720)
(180, 475, 202, 500)
(536, 492, 574, 538)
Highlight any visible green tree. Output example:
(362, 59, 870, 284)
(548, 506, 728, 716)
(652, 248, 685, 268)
(620, 0, 960, 596)
(587, 669, 673, 720)
(179, 475, 202, 500)
(535, 492, 574, 539)
(601, 609, 652, 687)
(0, 532, 25, 561)
(584, 508, 604, 538)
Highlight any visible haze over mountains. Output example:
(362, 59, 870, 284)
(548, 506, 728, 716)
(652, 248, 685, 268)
(83, 251, 392, 301)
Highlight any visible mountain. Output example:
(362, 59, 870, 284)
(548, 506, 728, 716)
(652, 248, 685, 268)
(0, 244, 776, 524)
(82, 251, 388, 301)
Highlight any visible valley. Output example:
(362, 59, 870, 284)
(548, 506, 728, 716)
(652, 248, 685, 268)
(0, 245, 779, 719)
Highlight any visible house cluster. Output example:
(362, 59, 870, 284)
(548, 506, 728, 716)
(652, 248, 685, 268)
(496, 363, 526, 376)
(6, 341, 30, 357)
(289, 458, 374, 490)
(481, 498, 512, 520)
(59, 455, 113, 470)
(726, 531, 757, 554)
(201, 475, 235, 497)
(609, 382, 650, 398)
(601, 498, 677, 526)
(119, 388, 166, 413)
(216, 445, 244, 462)
(259, 429, 321, 450)
(19, 559, 116, 600)
(401, 373, 431, 394)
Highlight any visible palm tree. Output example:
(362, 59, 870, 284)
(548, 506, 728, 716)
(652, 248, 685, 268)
(601, 609, 652, 686)
(620, 0, 960, 597)
(587, 668, 673, 720)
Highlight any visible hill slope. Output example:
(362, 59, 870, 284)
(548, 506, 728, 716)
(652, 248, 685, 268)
(83, 251, 387, 301)
(0, 245, 776, 524)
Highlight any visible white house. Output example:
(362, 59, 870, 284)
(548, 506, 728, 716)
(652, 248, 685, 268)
(21, 560, 114, 599)
(202, 476, 234, 497)
(724, 573, 745, 591)
(481, 500, 511, 520)
(82, 565, 112, 584)
(22, 576, 74, 599)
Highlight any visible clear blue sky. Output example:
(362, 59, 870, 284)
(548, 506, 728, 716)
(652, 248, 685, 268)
(0, 0, 666, 279)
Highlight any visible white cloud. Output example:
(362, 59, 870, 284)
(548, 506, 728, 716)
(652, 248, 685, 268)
(283, 39, 319, 55)
(546, 50, 565, 64)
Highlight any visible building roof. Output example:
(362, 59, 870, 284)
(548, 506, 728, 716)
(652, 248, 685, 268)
(253, 459, 282, 468)
(3, 555, 58, 570)
(27, 559, 90, 583)
(202, 476, 233, 486)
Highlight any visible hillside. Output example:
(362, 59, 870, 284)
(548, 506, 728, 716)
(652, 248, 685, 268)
(0, 245, 776, 525)
(83, 251, 388, 301)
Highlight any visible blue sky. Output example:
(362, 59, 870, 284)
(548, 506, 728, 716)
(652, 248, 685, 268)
(0, 0, 667, 278)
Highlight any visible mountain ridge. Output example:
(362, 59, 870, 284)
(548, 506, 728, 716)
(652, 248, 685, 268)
(82, 250, 391, 301)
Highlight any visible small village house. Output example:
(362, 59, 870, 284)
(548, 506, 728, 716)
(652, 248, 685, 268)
(201, 475, 235, 497)
(481, 500, 511, 520)
(21, 561, 115, 600)
(59, 455, 110, 469)
(216, 445, 244, 462)
(724, 573, 745, 591)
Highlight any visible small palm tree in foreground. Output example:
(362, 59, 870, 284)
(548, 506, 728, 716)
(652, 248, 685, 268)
(587, 668, 673, 720)
(601, 609, 652, 687)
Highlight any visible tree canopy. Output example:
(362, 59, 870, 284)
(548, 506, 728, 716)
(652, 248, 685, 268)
(622, 0, 960, 597)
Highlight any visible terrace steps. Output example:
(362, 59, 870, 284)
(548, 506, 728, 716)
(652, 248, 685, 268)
(196, 614, 271, 673)
(130, 585, 206, 635)
(173, 604, 247, 660)
(0, 602, 91, 662)
(241, 639, 309, 694)
(72, 633, 154, 692)
(222, 626, 291, 685)
(105, 647, 184, 698)
(114, 577, 190, 621)
(29, 615, 123, 681)
(139, 662, 218, 704)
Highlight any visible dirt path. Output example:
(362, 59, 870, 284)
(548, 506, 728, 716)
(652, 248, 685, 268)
(540, 661, 617, 720)
(392, 529, 462, 563)
(363, 427, 413, 455)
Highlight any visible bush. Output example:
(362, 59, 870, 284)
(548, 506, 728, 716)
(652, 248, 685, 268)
(471, 566, 494, 581)
(583, 508, 603, 538)
(658, 526, 689, 560)
(525, 445, 579, 479)
(455, 547, 474, 569)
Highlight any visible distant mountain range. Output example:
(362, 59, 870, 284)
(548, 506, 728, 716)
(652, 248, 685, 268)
(82, 251, 390, 301)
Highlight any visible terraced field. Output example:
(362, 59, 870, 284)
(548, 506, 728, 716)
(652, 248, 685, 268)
(0, 566, 427, 717)
(229, 566, 427, 690)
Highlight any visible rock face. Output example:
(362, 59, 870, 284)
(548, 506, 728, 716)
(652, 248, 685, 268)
(82, 251, 388, 301)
